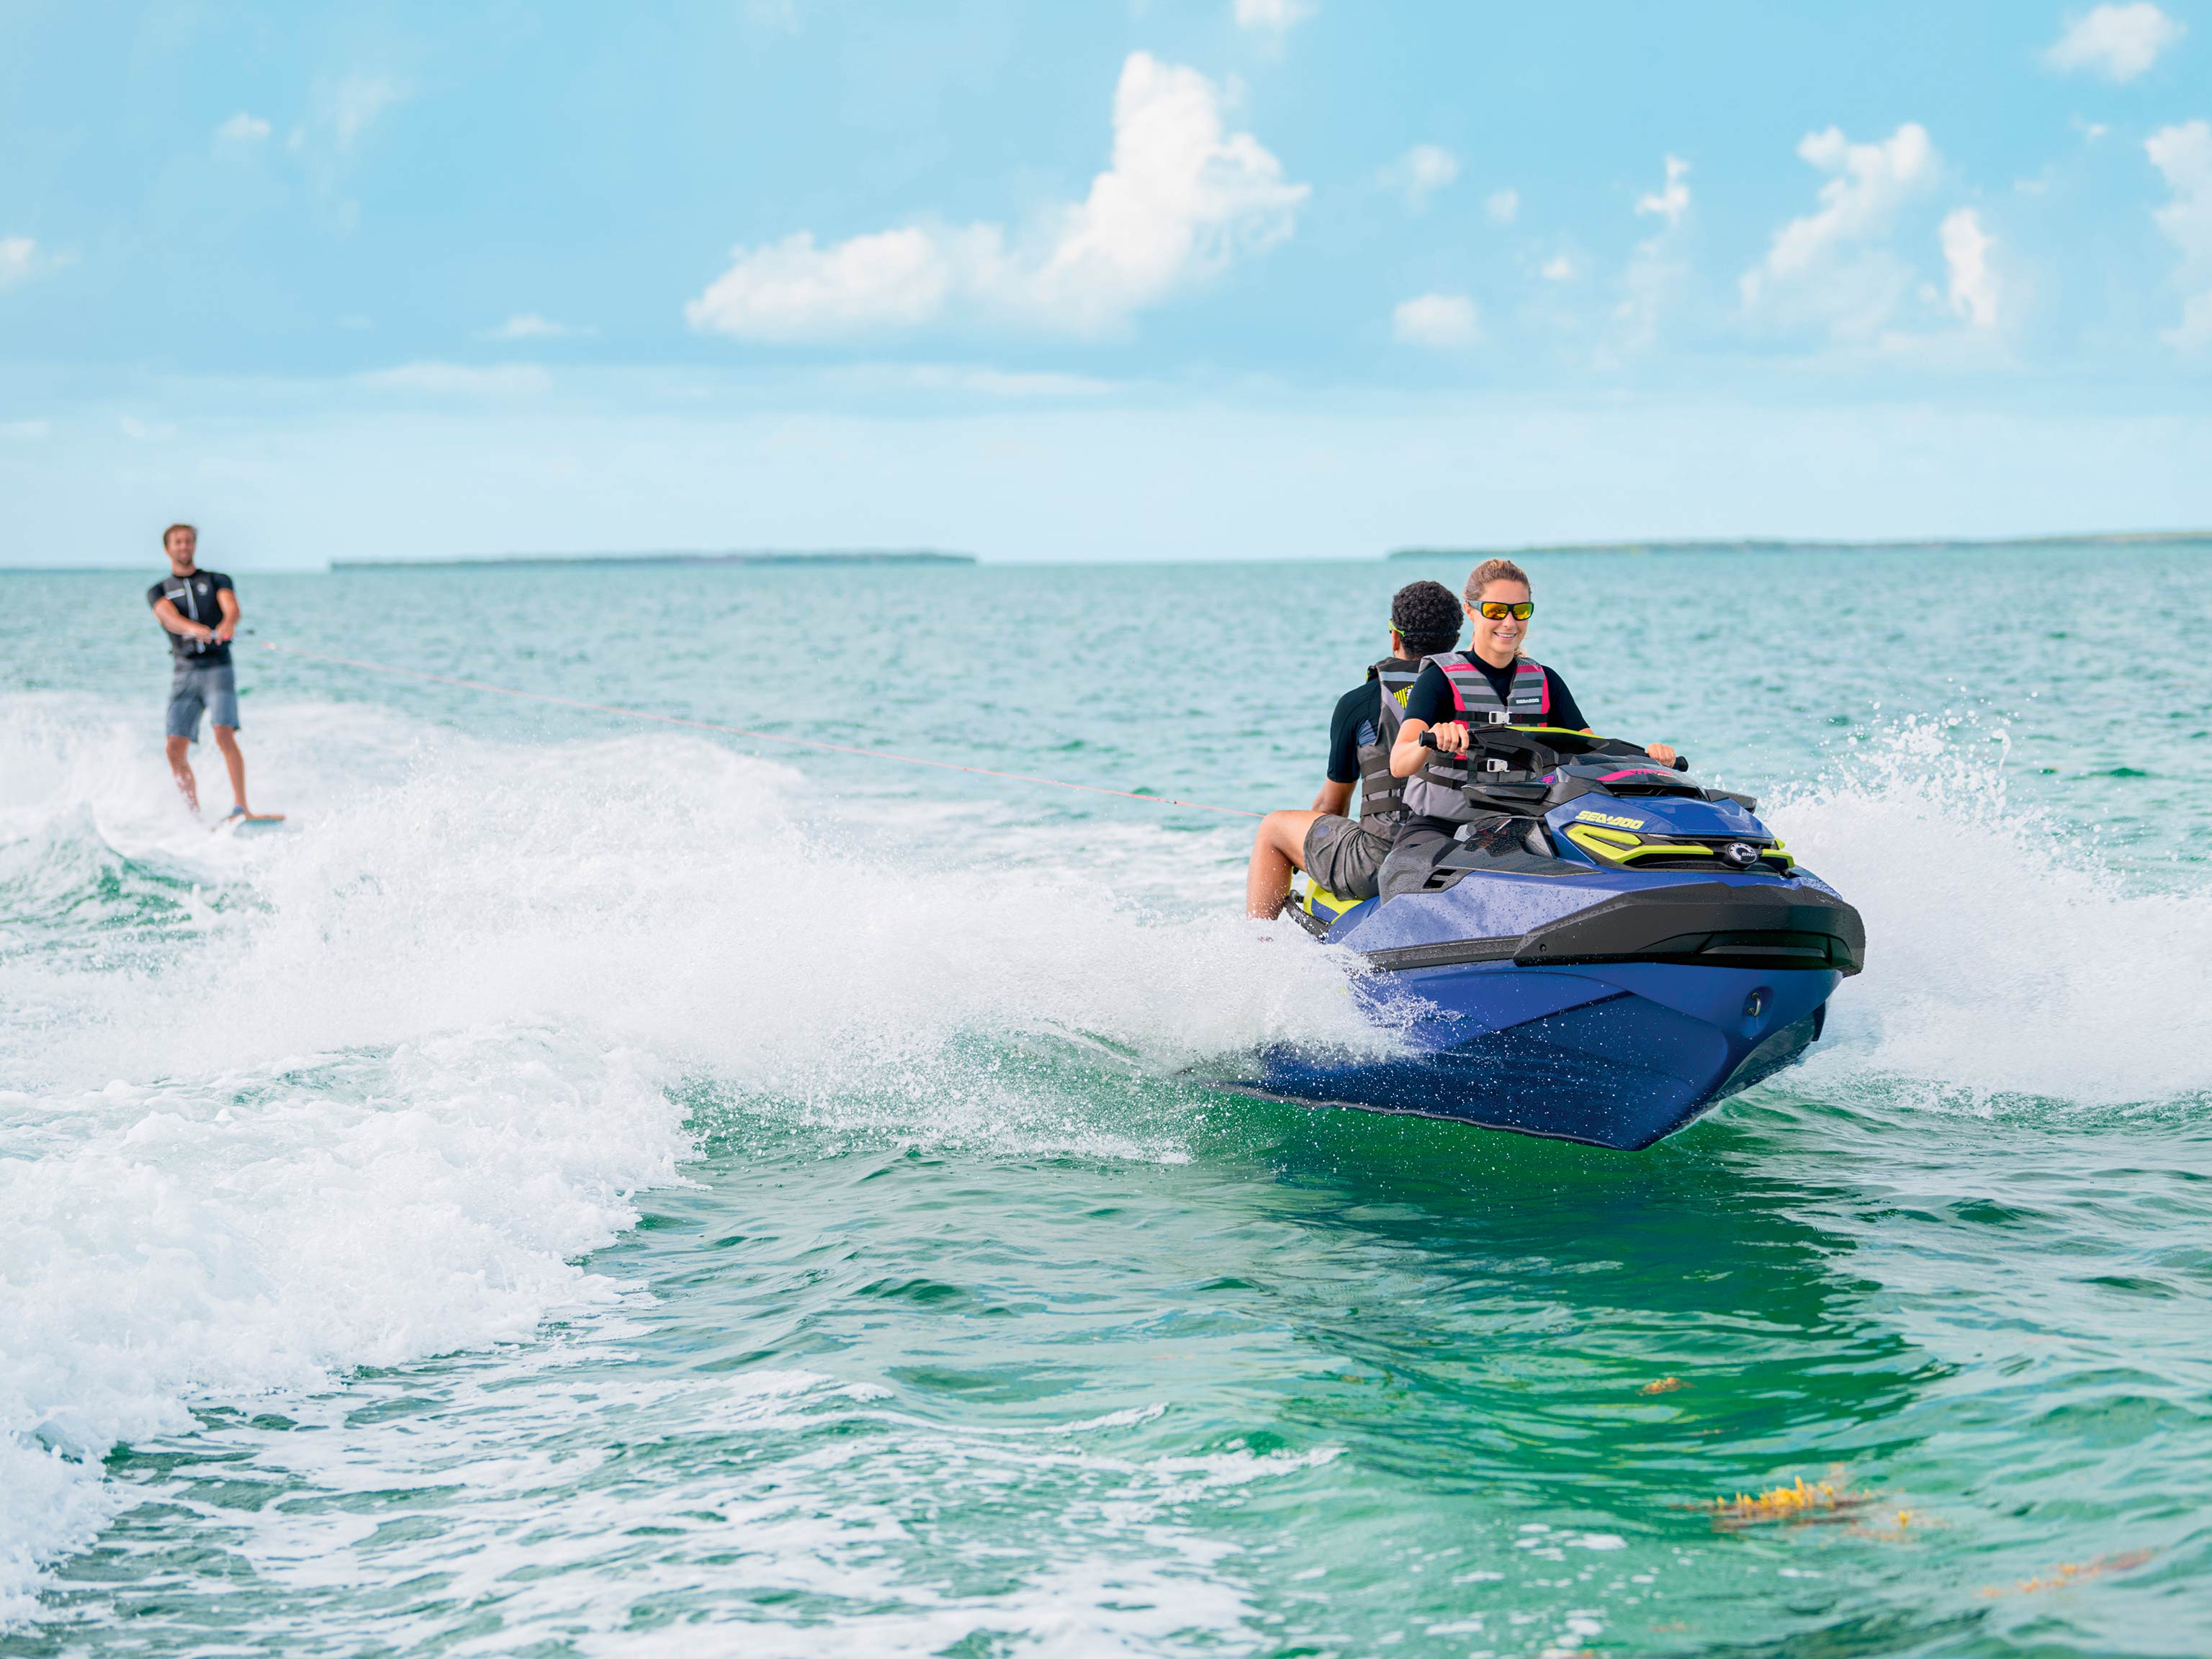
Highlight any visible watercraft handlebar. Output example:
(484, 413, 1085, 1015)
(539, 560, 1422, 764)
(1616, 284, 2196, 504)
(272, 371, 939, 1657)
(1416, 730, 1690, 770)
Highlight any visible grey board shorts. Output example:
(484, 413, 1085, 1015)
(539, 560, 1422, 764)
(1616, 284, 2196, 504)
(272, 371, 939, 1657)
(1302, 814, 1395, 901)
(166, 663, 239, 739)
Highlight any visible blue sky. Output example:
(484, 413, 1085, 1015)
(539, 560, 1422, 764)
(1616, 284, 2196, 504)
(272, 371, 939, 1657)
(3, 0, 2209, 565)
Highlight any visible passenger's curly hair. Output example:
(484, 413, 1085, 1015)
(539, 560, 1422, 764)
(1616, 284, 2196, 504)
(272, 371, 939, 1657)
(1389, 580, 1462, 657)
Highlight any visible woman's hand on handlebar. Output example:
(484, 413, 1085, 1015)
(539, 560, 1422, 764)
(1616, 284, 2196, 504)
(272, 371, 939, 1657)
(1429, 721, 1472, 754)
(1644, 742, 1678, 765)
(1391, 719, 1457, 775)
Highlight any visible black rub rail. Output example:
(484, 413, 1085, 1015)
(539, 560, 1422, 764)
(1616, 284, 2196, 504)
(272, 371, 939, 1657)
(1359, 882, 1866, 976)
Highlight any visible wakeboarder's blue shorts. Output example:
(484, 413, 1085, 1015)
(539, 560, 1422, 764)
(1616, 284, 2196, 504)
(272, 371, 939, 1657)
(166, 663, 239, 739)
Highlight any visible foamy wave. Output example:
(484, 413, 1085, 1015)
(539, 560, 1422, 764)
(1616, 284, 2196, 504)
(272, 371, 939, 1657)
(1768, 717, 2212, 1112)
(0, 1035, 690, 1625)
(0, 694, 1373, 1622)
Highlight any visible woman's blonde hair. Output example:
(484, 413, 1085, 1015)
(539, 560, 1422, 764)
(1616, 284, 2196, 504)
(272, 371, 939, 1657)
(1463, 557, 1530, 603)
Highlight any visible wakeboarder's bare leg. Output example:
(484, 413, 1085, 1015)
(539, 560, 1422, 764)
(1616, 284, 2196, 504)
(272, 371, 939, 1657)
(212, 724, 250, 814)
(165, 735, 200, 814)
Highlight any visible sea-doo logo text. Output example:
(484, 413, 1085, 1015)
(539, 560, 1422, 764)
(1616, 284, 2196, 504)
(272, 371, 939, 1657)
(1575, 811, 1645, 830)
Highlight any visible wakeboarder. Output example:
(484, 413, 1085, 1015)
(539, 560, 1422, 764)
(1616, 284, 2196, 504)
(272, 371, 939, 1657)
(147, 523, 280, 828)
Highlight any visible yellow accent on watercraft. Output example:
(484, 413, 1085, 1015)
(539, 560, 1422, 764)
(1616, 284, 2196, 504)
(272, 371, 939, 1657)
(1564, 823, 1642, 859)
(1563, 823, 1796, 870)
(1292, 873, 1364, 924)
(1609, 842, 1747, 863)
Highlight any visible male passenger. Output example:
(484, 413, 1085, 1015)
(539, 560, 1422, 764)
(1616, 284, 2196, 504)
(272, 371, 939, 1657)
(1245, 580, 1464, 917)
(148, 523, 256, 819)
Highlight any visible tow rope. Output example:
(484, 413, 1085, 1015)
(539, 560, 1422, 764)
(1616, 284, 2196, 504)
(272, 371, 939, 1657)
(258, 642, 1264, 819)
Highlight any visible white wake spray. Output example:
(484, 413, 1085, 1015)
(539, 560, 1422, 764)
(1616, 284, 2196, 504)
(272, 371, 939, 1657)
(9, 698, 2203, 1624)
(1768, 717, 2212, 1112)
(0, 693, 1371, 1622)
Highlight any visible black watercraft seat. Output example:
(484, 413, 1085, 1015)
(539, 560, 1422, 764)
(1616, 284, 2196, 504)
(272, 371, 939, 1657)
(1404, 814, 1585, 890)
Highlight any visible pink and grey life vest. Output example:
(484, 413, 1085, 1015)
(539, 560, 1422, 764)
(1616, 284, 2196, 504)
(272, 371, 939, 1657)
(1398, 653, 1551, 822)
(1354, 656, 1425, 826)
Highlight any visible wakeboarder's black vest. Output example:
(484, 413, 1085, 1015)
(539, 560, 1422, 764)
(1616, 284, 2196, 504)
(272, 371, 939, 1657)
(155, 571, 229, 663)
(1398, 653, 1551, 822)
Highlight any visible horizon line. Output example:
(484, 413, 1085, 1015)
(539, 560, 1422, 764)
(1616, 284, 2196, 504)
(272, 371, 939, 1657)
(7, 529, 2210, 575)
(1390, 529, 2212, 558)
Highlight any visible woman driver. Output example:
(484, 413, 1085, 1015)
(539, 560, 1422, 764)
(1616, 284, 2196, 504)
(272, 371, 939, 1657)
(1379, 557, 1678, 897)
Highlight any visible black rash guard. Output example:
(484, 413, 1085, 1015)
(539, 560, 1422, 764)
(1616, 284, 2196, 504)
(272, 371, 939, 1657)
(1324, 681, 1381, 785)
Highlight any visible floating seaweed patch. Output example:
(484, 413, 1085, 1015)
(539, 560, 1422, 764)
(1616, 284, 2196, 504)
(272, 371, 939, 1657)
(1846, 1507, 1940, 1543)
(1701, 1475, 1872, 1528)
(1980, 1549, 2153, 1598)
(1639, 1376, 1686, 1395)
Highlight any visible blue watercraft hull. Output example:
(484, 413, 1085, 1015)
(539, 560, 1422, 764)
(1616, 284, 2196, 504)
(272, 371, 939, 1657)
(1241, 956, 1838, 1150)
(1238, 863, 1863, 1151)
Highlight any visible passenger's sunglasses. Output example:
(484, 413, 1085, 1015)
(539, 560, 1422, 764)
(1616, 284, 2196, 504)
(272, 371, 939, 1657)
(1474, 601, 1535, 621)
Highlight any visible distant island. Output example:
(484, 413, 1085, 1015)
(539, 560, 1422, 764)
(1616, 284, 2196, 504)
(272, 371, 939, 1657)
(1391, 531, 2209, 559)
(333, 549, 976, 570)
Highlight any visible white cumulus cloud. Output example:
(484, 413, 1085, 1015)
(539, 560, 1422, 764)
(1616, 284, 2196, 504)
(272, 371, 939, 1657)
(290, 72, 405, 160)
(2044, 4, 2185, 81)
(1380, 144, 1459, 211)
(687, 53, 1307, 340)
(287, 71, 408, 223)
(1740, 122, 1940, 338)
(1940, 207, 1999, 328)
(1233, 0, 1314, 37)
(2146, 120, 2212, 349)
(1617, 157, 1694, 353)
(0, 236, 38, 287)
(483, 313, 589, 341)
(326, 73, 403, 150)
(1485, 188, 1519, 225)
(690, 227, 951, 338)
(845, 364, 1117, 399)
(1392, 292, 1481, 349)
(357, 361, 554, 397)
(1635, 155, 1691, 227)
(744, 0, 801, 34)
(215, 112, 271, 144)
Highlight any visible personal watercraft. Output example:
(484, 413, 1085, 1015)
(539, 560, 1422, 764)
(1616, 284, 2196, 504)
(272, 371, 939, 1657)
(1241, 727, 1864, 1151)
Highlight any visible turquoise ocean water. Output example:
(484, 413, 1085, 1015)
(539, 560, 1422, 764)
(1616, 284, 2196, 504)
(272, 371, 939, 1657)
(1, 546, 2208, 1656)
